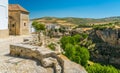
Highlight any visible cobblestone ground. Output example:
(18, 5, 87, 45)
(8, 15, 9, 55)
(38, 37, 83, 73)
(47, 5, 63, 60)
(0, 35, 51, 73)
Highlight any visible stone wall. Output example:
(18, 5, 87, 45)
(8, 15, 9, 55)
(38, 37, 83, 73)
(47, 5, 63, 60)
(9, 11, 29, 35)
(9, 11, 21, 35)
(20, 12, 29, 35)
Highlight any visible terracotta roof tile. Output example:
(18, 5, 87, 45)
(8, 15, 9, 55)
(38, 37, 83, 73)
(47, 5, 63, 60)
(9, 4, 29, 13)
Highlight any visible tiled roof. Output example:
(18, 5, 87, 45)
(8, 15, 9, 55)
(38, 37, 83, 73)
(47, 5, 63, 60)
(9, 4, 29, 13)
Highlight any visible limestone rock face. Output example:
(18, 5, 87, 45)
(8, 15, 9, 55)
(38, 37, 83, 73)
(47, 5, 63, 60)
(89, 29, 120, 69)
(9, 43, 87, 73)
(95, 29, 120, 45)
(59, 55, 87, 73)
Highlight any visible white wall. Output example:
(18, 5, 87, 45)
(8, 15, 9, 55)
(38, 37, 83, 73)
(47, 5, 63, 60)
(0, 0, 8, 30)
(29, 21, 35, 32)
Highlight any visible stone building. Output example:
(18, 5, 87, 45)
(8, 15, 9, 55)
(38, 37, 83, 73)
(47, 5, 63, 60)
(9, 4, 29, 35)
(0, 0, 9, 38)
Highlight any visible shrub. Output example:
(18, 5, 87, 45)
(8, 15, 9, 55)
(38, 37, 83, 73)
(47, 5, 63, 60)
(48, 43, 56, 51)
(86, 63, 120, 73)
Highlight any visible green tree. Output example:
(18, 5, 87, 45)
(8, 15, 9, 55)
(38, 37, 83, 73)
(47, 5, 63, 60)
(32, 21, 45, 31)
(60, 36, 74, 49)
(75, 46, 90, 66)
(60, 34, 90, 67)
(73, 34, 81, 44)
(32, 21, 45, 41)
(64, 43, 76, 59)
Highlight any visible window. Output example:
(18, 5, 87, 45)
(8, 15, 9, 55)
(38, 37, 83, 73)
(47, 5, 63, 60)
(12, 24, 15, 27)
(24, 23, 26, 26)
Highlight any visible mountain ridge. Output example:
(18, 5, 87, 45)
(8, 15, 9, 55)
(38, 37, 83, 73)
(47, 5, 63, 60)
(31, 16, 120, 25)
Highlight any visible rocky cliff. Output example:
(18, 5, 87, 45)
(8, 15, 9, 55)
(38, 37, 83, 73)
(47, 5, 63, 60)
(89, 28, 120, 69)
(8, 43, 87, 73)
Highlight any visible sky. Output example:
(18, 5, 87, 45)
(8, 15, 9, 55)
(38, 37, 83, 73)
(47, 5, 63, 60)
(9, 0, 120, 19)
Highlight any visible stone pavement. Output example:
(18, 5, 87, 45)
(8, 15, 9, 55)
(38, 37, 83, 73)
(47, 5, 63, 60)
(0, 35, 28, 55)
(0, 35, 53, 73)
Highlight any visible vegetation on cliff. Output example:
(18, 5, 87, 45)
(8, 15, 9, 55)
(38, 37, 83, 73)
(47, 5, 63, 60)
(86, 63, 120, 73)
(60, 34, 90, 67)
(32, 19, 120, 73)
(60, 33, 120, 73)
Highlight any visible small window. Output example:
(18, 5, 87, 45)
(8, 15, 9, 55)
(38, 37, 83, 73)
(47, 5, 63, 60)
(24, 23, 26, 26)
(12, 24, 15, 27)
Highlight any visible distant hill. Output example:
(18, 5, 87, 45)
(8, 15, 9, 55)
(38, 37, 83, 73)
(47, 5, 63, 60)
(32, 16, 120, 25)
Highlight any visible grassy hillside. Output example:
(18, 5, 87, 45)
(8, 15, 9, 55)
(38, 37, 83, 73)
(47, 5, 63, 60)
(32, 16, 120, 25)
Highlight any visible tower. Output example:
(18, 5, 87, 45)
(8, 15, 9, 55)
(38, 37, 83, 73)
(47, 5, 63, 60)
(0, 0, 9, 38)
